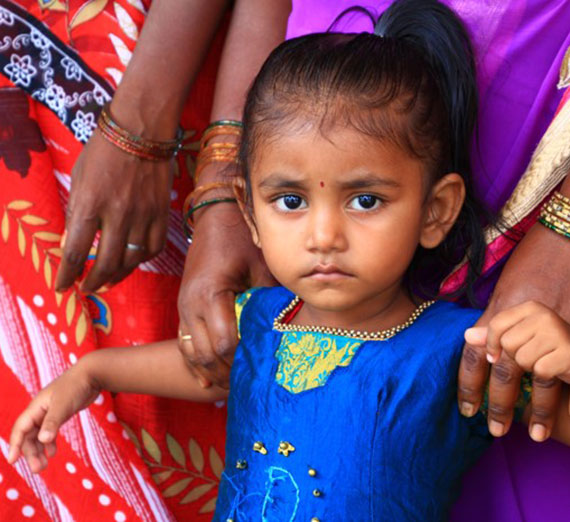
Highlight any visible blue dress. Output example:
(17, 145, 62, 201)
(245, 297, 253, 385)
(214, 287, 492, 521)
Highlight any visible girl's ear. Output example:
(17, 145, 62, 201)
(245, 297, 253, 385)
(233, 178, 261, 248)
(420, 173, 465, 249)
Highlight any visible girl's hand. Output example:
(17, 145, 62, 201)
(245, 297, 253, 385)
(466, 302, 570, 385)
(458, 219, 570, 438)
(465, 301, 570, 440)
(8, 362, 101, 472)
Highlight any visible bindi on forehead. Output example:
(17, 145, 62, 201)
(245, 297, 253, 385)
(320, 181, 325, 188)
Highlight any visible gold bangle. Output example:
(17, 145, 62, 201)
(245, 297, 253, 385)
(554, 190, 570, 206)
(201, 126, 242, 150)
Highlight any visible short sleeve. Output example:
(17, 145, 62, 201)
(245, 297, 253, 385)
(480, 372, 533, 422)
(235, 288, 261, 336)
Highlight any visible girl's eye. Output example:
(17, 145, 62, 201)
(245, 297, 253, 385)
(348, 194, 381, 211)
(275, 194, 307, 211)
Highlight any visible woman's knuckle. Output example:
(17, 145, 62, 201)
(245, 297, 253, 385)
(462, 345, 486, 371)
(491, 361, 517, 384)
(487, 403, 510, 418)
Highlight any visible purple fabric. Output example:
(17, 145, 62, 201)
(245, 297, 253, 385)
(287, 0, 570, 213)
(287, 2, 570, 521)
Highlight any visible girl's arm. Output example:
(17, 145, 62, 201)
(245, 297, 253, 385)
(465, 301, 570, 445)
(8, 340, 227, 472)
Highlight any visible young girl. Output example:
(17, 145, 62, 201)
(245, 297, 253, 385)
(9, 0, 570, 519)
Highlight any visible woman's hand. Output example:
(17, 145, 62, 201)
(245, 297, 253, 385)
(56, 129, 173, 294)
(458, 220, 570, 438)
(177, 201, 275, 389)
(8, 361, 102, 472)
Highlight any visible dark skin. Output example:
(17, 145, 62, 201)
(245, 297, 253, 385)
(55, 0, 230, 294)
(458, 175, 570, 441)
(176, 0, 290, 387)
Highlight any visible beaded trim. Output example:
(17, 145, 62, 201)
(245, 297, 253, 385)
(273, 297, 435, 341)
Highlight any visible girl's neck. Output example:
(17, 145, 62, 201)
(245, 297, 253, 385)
(291, 285, 419, 333)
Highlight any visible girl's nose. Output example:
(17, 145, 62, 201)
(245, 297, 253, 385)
(305, 207, 348, 253)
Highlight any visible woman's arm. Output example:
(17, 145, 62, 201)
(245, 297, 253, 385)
(56, 0, 230, 294)
(8, 339, 227, 472)
(177, 0, 291, 388)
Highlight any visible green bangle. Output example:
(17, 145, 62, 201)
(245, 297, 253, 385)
(183, 197, 238, 241)
(538, 217, 570, 239)
(206, 120, 243, 131)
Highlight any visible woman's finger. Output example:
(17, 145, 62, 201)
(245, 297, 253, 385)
(80, 220, 128, 293)
(487, 352, 524, 437)
(56, 210, 99, 292)
(458, 310, 492, 417)
(203, 290, 239, 367)
(527, 375, 561, 442)
(109, 221, 151, 285)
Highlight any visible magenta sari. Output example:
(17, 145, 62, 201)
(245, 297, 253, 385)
(287, 2, 570, 520)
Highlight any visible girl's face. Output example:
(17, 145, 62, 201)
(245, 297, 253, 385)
(245, 123, 463, 326)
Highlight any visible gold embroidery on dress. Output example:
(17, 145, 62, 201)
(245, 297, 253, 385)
(274, 331, 363, 393)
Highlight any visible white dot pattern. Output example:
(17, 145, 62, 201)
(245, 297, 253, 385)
(106, 412, 117, 423)
(69, 353, 77, 364)
(33, 295, 44, 307)
(65, 462, 76, 474)
(22, 505, 35, 517)
(114, 512, 126, 522)
(99, 494, 111, 506)
(60, 332, 68, 345)
(6, 488, 19, 500)
(47, 313, 57, 325)
(82, 479, 93, 490)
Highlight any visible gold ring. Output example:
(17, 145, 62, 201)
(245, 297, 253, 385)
(178, 329, 192, 342)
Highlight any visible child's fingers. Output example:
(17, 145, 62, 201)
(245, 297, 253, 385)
(44, 441, 57, 458)
(20, 436, 44, 473)
(509, 337, 556, 373)
(485, 301, 550, 363)
(37, 396, 77, 443)
(8, 409, 41, 463)
(527, 376, 562, 442)
(464, 326, 487, 347)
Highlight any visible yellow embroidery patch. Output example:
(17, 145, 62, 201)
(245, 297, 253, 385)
(275, 332, 363, 393)
(235, 288, 259, 337)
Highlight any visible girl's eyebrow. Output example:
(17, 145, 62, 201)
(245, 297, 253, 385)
(258, 174, 306, 190)
(338, 174, 401, 190)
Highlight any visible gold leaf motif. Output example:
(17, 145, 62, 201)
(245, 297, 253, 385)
(209, 447, 224, 479)
(70, 0, 109, 30)
(166, 434, 186, 467)
(7, 200, 33, 210)
(31, 240, 40, 272)
(49, 0, 68, 11)
(2, 211, 9, 242)
(198, 496, 217, 514)
(66, 293, 76, 326)
(152, 470, 174, 485)
(142, 429, 162, 464)
(17, 222, 26, 256)
(180, 484, 213, 505)
(125, 0, 145, 14)
(75, 312, 87, 345)
(558, 46, 570, 89)
(119, 422, 140, 450)
(55, 291, 63, 306)
(162, 477, 192, 498)
(21, 215, 48, 225)
(34, 231, 61, 242)
(44, 257, 52, 288)
(48, 247, 63, 257)
(188, 438, 204, 472)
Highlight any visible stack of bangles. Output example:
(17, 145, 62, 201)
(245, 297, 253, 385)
(539, 190, 570, 240)
(97, 103, 184, 161)
(183, 120, 243, 241)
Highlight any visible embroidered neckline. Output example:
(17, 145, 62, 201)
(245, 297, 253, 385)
(273, 296, 435, 341)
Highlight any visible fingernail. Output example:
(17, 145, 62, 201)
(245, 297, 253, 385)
(460, 401, 476, 417)
(489, 420, 505, 437)
(530, 423, 547, 442)
(486, 353, 497, 364)
(38, 430, 52, 443)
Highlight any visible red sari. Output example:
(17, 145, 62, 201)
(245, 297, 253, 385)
(0, 1, 227, 519)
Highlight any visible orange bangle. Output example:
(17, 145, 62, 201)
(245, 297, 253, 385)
(183, 181, 233, 216)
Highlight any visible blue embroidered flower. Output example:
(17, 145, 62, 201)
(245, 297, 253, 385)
(4, 54, 37, 87)
(70, 110, 96, 143)
(61, 57, 82, 82)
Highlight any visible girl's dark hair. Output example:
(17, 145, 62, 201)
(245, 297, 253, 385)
(240, 0, 488, 304)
